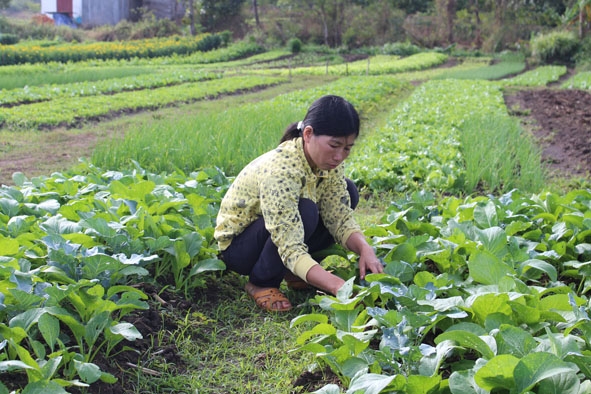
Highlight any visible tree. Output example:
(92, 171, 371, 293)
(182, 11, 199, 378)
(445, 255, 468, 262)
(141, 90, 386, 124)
(0, 0, 10, 9)
(436, 0, 456, 44)
(253, 0, 261, 28)
(199, 0, 247, 32)
(297, 0, 349, 47)
(562, 0, 591, 38)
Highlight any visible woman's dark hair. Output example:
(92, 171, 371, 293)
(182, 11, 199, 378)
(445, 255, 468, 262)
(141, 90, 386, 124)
(280, 95, 360, 143)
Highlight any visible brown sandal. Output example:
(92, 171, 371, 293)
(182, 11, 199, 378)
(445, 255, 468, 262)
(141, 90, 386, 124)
(246, 285, 292, 312)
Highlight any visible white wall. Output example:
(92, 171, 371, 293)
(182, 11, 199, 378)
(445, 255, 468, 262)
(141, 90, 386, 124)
(40, 0, 57, 14)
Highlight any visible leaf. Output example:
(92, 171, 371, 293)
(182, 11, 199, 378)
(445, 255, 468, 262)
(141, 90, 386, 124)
(183, 232, 204, 258)
(0, 236, 19, 256)
(514, 352, 579, 394)
(473, 200, 498, 228)
(495, 325, 538, 358)
(537, 370, 580, 394)
(74, 360, 103, 384)
(406, 374, 441, 394)
(470, 293, 512, 326)
(434, 330, 495, 360)
(109, 322, 142, 341)
(290, 313, 329, 328)
(474, 227, 507, 257)
(312, 384, 342, 394)
(0, 359, 35, 372)
(468, 250, 513, 285)
(38, 313, 60, 352)
(518, 259, 558, 282)
(189, 258, 225, 276)
(449, 369, 488, 394)
(474, 354, 519, 391)
(21, 380, 69, 394)
(346, 373, 396, 394)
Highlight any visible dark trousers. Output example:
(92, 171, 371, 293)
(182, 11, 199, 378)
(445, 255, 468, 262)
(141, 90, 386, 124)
(221, 179, 359, 288)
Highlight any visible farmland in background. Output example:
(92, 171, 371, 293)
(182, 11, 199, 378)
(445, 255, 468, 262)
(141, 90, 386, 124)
(0, 36, 591, 394)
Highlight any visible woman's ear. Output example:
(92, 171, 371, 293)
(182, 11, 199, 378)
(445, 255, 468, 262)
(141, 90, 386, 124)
(303, 126, 314, 141)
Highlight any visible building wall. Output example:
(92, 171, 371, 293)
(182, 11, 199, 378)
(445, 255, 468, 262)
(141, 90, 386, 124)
(81, 0, 130, 26)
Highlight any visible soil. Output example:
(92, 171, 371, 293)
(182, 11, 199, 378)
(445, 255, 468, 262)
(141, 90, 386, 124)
(2, 73, 591, 393)
(504, 87, 591, 179)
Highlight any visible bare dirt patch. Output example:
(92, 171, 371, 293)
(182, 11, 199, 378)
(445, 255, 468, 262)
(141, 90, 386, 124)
(504, 88, 591, 180)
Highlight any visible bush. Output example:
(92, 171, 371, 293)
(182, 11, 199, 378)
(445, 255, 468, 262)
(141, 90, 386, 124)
(382, 41, 421, 56)
(196, 34, 222, 52)
(0, 33, 19, 45)
(574, 36, 591, 68)
(531, 30, 580, 64)
(288, 37, 302, 54)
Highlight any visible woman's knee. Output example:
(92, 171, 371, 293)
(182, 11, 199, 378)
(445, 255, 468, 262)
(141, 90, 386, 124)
(346, 178, 359, 209)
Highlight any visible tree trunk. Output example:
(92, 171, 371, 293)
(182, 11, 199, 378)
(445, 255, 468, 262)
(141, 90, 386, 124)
(253, 0, 261, 29)
(319, 4, 329, 46)
(494, 0, 506, 27)
(189, 0, 196, 35)
(471, 0, 481, 47)
(446, 0, 456, 44)
(579, 1, 585, 39)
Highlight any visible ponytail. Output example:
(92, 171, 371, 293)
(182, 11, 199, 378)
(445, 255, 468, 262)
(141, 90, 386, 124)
(279, 122, 301, 143)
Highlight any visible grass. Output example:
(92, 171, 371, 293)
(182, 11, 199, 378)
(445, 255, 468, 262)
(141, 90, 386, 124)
(90, 74, 409, 176)
(0, 66, 155, 90)
(120, 273, 328, 394)
(90, 74, 337, 175)
(435, 52, 526, 80)
(459, 114, 547, 193)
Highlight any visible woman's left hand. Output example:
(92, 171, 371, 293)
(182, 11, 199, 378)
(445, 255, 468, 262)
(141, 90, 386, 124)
(358, 248, 384, 280)
(346, 231, 384, 280)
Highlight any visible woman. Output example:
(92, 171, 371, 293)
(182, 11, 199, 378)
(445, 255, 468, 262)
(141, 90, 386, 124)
(214, 95, 383, 312)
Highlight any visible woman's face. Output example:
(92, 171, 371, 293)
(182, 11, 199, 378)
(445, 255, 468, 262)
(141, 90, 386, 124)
(302, 126, 356, 171)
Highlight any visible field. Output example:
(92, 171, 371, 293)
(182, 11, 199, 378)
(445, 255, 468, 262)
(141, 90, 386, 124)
(1, 39, 591, 394)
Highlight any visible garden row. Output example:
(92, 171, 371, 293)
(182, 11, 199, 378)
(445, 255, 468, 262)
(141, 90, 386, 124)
(0, 51, 447, 130)
(0, 33, 231, 65)
(297, 188, 591, 394)
(0, 75, 288, 129)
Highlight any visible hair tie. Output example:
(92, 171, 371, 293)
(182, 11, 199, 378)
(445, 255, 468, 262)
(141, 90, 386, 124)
(297, 121, 304, 131)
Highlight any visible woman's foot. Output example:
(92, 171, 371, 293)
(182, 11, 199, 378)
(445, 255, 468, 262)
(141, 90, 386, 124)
(245, 282, 292, 312)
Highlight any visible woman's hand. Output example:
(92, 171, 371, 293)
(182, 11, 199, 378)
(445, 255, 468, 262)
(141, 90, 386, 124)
(346, 232, 384, 280)
(357, 247, 384, 280)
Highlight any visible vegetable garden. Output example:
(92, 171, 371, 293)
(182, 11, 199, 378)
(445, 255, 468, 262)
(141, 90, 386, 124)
(0, 36, 591, 394)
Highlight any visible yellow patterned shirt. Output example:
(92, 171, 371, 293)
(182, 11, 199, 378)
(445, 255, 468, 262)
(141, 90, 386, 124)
(214, 137, 361, 281)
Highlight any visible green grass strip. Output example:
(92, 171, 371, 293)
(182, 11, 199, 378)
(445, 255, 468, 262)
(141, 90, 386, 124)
(459, 114, 546, 193)
(0, 68, 219, 106)
(561, 71, 591, 89)
(240, 52, 448, 77)
(0, 75, 287, 129)
(435, 54, 525, 80)
(91, 75, 412, 175)
(500, 65, 567, 87)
